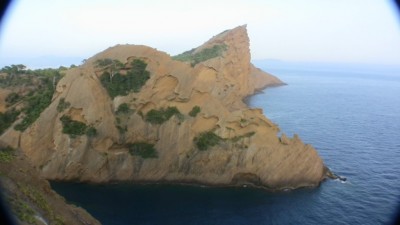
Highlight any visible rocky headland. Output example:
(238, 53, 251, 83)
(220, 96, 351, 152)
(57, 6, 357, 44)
(1, 25, 330, 194)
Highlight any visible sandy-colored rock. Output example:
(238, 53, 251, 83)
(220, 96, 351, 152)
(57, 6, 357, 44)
(0, 25, 328, 190)
(0, 88, 11, 112)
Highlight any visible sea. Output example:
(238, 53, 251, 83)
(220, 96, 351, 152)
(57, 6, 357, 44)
(51, 62, 400, 225)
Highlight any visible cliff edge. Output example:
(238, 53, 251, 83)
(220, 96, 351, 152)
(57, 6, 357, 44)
(0, 25, 327, 190)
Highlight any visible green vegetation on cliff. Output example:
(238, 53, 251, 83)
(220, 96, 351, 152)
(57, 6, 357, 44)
(11, 199, 36, 224)
(0, 146, 15, 163)
(57, 98, 71, 112)
(194, 130, 255, 151)
(145, 106, 182, 124)
(194, 131, 222, 151)
(189, 105, 201, 117)
(60, 115, 97, 138)
(60, 115, 87, 136)
(116, 103, 132, 114)
(86, 126, 97, 137)
(0, 109, 20, 134)
(128, 142, 158, 158)
(14, 89, 54, 131)
(5, 92, 21, 106)
(172, 44, 227, 66)
(230, 131, 255, 142)
(98, 59, 150, 98)
(115, 103, 134, 136)
(0, 65, 63, 132)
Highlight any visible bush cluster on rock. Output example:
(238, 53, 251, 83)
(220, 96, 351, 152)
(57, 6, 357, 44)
(189, 106, 201, 117)
(172, 44, 227, 66)
(145, 107, 182, 124)
(0, 109, 20, 134)
(59, 115, 96, 138)
(127, 142, 157, 158)
(0, 146, 15, 163)
(98, 59, 150, 98)
(57, 98, 71, 112)
(194, 131, 222, 151)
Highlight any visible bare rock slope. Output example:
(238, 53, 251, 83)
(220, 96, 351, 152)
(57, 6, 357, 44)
(1, 25, 328, 190)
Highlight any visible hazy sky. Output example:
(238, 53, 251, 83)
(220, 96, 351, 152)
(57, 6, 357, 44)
(0, 0, 399, 68)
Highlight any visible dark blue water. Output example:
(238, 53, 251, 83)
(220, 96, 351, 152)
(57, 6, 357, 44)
(51, 63, 400, 225)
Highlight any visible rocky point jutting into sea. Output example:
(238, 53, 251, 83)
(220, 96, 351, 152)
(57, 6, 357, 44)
(1, 25, 331, 192)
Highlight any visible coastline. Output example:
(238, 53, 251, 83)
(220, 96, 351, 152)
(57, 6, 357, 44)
(243, 82, 287, 105)
(49, 176, 325, 193)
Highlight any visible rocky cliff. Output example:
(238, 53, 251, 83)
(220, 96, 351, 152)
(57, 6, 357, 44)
(0, 25, 327, 190)
(0, 143, 100, 225)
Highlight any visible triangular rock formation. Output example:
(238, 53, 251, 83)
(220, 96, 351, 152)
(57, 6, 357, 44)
(1, 25, 327, 190)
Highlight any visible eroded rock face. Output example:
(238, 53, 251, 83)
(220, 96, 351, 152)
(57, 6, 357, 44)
(0, 25, 327, 190)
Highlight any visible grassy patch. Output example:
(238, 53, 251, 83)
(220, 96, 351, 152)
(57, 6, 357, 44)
(145, 107, 182, 124)
(12, 199, 36, 224)
(194, 131, 222, 151)
(18, 183, 51, 214)
(172, 44, 227, 66)
(189, 105, 201, 117)
(127, 142, 157, 158)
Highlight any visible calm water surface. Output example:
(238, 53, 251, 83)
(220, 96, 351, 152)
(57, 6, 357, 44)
(51, 64, 400, 225)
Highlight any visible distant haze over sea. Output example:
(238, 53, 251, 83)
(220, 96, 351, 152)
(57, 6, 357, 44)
(2, 56, 400, 74)
(253, 59, 400, 76)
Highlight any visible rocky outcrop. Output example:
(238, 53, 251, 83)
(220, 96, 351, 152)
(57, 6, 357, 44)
(0, 143, 100, 225)
(0, 25, 328, 190)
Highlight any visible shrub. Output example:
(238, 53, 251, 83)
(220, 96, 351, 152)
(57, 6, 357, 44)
(12, 200, 36, 223)
(99, 59, 150, 98)
(194, 131, 222, 151)
(127, 142, 157, 158)
(60, 115, 88, 137)
(17, 184, 51, 215)
(230, 131, 255, 142)
(172, 44, 227, 66)
(0, 146, 15, 163)
(5, 92, 20, 105)
(14, 89, 53, 131)
(57, 98, 71, 112)
(129, 59, 150, 92)
(145, 107, 182, 124)
(189, 106, 201, 117)
(116, 103, 131, 114)
(116, 125, 127, 134)
(1, 65, 62, 131)
(94, 58, 113, 68)
(171, 48, 195, 62)
(0, 108, 20, 134)
(86, 126, 97, 137)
